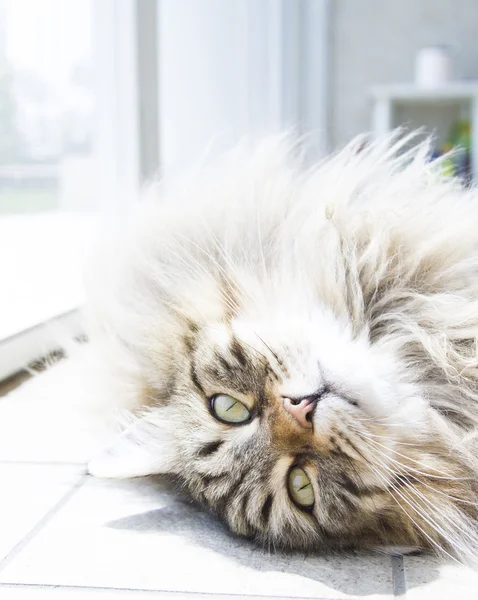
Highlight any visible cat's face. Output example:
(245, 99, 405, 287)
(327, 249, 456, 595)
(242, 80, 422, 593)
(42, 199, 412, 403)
(139, 305, 443, 551)
(90, 297, 475, 553)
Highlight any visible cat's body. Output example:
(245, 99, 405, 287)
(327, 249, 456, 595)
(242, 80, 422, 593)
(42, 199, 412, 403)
(87, 133, 478, 564)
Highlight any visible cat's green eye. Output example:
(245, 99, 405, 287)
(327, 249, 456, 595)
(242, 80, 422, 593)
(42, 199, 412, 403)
(210, 394, 251, 424)
(288, 467, 315, 508)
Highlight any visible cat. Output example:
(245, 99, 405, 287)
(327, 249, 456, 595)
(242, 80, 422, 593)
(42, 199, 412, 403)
(86, 132, 478, 564)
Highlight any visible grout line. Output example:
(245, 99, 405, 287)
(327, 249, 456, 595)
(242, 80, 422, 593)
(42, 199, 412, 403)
(0, 473, 88, 574)
(391, 554, 407, 597)
(0, 582, 354, 599)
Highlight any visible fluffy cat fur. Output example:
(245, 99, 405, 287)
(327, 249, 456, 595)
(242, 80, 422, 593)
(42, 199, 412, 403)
(86, 132, 478, 564)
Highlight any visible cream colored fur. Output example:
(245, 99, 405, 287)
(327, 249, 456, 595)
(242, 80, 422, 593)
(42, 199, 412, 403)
(85, 132, 478, 563)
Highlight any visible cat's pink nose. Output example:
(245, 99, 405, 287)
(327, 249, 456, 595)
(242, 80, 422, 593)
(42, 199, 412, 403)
(283, 396, 317, 429)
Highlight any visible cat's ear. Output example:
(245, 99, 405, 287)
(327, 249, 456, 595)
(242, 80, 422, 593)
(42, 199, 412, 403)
(88, 412, 179, 479)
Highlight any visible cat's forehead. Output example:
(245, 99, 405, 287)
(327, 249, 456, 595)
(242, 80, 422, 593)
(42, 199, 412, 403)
(200, 322, 232, 351)
(197, 319, 323, 398)
(199, 317, 311, 359)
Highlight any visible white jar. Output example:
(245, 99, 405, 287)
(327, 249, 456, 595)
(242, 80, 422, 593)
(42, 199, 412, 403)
(415, 46, 453, 88)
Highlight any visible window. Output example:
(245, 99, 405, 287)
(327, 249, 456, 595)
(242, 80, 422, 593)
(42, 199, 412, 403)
(0, 0, 143, 379)
(0, 0, 329, 381)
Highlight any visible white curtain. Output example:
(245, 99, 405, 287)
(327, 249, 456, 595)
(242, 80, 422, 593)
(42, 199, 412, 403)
(157, 0, 330, 174)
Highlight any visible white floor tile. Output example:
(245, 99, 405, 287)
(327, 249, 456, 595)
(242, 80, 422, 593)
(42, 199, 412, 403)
(0, 357, 116, 464)
(0, 464, 83, 563)
(0, 583, 341, 600)
(0, 587, 153, 600)
(0, 476, 393, 599)
(405, 555, 478, 599)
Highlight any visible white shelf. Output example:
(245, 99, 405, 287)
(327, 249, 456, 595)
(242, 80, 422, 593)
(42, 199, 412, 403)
(370, 82, 478, 182)
(370, 82, 478, 102)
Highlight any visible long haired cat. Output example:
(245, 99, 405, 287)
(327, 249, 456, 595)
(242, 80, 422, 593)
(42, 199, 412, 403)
(86, 132, 478, 564)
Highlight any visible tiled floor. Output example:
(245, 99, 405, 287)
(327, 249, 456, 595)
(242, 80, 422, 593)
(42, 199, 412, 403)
(1, 358, 477, 599)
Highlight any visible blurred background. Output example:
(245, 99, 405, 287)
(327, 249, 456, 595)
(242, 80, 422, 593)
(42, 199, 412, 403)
(1, 0, 478, 381)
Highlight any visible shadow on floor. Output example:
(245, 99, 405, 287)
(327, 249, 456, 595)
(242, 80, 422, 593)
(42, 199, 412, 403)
(106, 478, 441, 597)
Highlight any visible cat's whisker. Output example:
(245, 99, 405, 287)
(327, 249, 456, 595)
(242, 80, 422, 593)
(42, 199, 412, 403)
(372, 467, 453, 556)
(364, 449, 472, 560)
(414, 477, 478, 507)
(364, 440, 463, 481)
(349, 426, 419, 446)
(367, 460, 462, 564)
(355, 430, 478, 506)
(370, 451, 478, 544)
(255, 334, 284, 371)
(395, 473, 478, 544)
(354, 430, 467, 481)
(367, 444, 477, 534)
(358, 437, 478, 560)
(235, 338, 269, 363)
(367, 461, 443, 539)
(374, 458, 478, 559)
(354, 414, 424, 428)
(379, 450, 478, 508)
